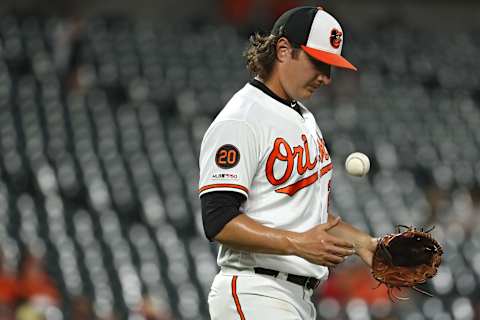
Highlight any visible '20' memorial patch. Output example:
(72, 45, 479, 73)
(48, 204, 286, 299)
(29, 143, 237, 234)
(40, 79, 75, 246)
(215, 144, 240, 169)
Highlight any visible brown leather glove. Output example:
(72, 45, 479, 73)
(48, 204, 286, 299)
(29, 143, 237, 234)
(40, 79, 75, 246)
(371, 225, 443, 300)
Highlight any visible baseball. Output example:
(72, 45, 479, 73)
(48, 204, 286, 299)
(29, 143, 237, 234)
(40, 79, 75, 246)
(345, 152, 370, 177)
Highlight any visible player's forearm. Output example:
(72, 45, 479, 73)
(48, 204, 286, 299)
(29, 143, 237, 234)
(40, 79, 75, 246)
(327, 213, 376, 251)
(215, 214, 298, 256)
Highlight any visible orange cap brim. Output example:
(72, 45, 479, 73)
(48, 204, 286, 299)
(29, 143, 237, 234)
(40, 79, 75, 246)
(301, 45, 357, 71)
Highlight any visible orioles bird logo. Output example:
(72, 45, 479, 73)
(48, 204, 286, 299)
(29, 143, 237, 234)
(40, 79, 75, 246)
(330, 29, 342, 49)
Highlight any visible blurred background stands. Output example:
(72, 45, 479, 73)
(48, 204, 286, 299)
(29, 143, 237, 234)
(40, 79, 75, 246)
(0, 0, 479, 319)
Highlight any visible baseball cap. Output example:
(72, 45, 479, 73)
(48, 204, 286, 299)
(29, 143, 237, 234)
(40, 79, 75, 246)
(271, 6, 357, 71)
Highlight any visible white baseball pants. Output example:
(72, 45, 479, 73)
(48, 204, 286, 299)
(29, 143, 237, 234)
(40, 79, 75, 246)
(208, 267, 317, 320)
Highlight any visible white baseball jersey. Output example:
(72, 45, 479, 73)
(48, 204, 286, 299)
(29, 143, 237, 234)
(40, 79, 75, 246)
(198, 80, 333, 280)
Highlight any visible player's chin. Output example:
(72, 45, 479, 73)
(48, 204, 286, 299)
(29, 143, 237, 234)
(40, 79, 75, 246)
(300, 88, 315, 100)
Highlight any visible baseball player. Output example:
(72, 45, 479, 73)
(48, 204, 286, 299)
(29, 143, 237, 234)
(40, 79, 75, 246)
(198, 7, 377, 319)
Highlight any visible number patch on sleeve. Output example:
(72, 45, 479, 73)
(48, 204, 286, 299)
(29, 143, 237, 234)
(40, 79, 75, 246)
(215, 144, 240, 169)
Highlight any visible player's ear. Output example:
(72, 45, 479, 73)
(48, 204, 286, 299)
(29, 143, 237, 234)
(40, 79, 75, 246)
(276, 37, 292, 62)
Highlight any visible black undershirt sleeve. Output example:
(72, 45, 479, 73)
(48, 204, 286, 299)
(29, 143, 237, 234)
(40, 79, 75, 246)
(200, 191, 247, 241)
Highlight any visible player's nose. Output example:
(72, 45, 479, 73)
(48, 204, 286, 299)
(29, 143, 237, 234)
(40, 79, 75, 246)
(317, 72, 331, 85)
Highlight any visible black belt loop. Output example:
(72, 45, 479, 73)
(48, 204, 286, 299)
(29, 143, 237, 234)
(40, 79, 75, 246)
(254, 267, 320, 290)
(254, 267, 280, 277)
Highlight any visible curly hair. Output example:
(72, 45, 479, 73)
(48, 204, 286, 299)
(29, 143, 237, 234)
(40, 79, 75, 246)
(244, 33, 279, 80)
(244, 33, 301, 80)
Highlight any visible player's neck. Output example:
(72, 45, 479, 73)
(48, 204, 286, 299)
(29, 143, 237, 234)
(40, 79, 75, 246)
(262, 77, 292, 103)
(251, 78, 297, 109)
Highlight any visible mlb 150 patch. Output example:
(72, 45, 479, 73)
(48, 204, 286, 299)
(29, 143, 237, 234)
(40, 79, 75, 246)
(215, 144, 240, 169)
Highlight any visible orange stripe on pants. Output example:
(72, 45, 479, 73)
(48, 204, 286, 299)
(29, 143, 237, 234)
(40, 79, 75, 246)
(231, 276, 246, 320)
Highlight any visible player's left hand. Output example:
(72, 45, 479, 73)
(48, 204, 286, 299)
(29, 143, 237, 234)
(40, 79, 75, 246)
(355, 237, 378, 267)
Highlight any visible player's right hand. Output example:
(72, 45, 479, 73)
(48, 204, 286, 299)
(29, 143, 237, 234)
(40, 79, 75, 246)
(289, 217, 355, 267)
